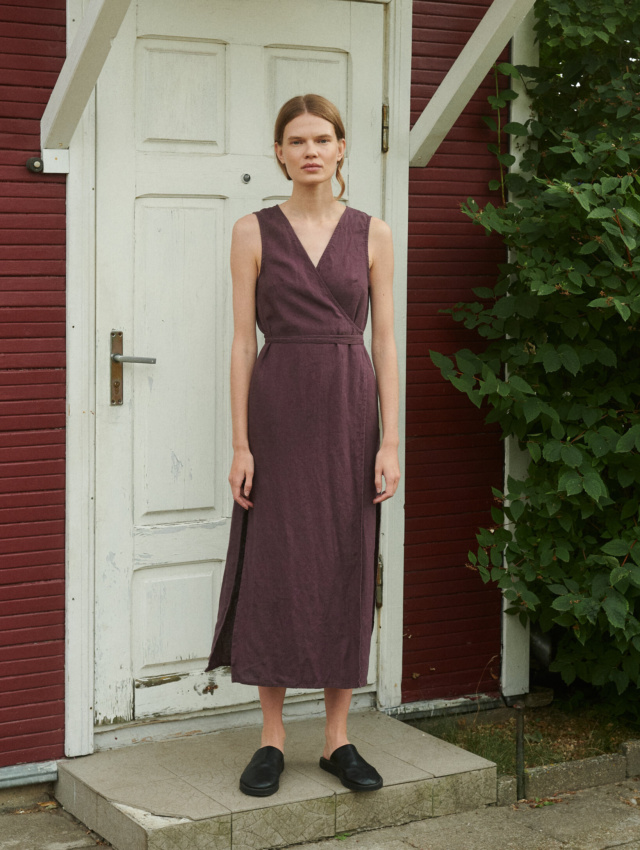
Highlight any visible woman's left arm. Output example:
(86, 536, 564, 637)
(369, 216, 401, 504)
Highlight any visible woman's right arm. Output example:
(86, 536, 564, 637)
(228, 214, 261, 509)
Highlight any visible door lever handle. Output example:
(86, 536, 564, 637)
(110, 330, 156, 405)
(111, 354, 157, 364)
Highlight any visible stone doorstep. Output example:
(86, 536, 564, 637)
(497, 740, 640, 806)
(54, 710, 497, 850)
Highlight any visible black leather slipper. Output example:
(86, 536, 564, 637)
(319, 743, 383, 791)
(239, 745, 285, 796)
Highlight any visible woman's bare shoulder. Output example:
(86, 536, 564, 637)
(232, 212, 260, 242)
(369, 216, 392, 241)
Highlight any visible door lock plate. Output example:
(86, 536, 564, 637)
(110, 331, 124, 405)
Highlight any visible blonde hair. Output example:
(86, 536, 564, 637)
(274, 94, 346, 199)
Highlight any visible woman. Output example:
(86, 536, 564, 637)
(205, 94, 400, 797)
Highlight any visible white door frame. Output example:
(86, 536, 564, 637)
(65, 0, 411, 757)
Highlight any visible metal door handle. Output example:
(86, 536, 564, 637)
(111, 354, 157, 364)
(110, 330, 156, 405)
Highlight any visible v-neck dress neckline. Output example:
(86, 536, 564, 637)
(276, 204, 349, 271)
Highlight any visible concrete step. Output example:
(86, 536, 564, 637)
(54, 709, 496, 850)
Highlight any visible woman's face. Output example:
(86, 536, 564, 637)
(275, 113, 345, 188)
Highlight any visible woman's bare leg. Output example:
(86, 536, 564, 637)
(323, 688, 352, 758)
(258, 686, 287, 752)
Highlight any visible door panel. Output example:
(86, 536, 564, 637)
(95, 0, 384, 724)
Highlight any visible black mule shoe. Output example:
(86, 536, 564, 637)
(239, 745, 285, 797)
(319, 743, 383, 791)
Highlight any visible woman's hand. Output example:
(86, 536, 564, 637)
(373, 443, 400, 504)
(229, 447, 255, 509)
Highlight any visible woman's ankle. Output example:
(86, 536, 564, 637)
(261, 727, 286, 752)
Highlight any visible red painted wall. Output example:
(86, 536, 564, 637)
(403, 0, 505, 702)
(0, 0, 66, 767)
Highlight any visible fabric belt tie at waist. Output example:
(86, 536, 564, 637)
(265, 335, 363, 345)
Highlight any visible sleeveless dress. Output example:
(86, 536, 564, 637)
(205, 204, 381, 689)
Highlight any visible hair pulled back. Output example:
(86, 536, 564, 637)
(274, 94, 346, 199)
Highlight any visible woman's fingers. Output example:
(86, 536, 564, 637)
(373, 452, 400, 504)
(229, 463, 254, 509)
(373, 475, 399, 503)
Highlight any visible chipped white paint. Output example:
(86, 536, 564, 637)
(409, 0, 537, 168)
(93, 0, 386, 725)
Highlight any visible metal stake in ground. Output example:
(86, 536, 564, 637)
(513, 700, 526, 800)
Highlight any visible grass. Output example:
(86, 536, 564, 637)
(404, 698, 640, 776)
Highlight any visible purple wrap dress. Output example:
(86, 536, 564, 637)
(205, 204, 381, 689)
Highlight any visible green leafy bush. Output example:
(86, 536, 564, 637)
(430, 0, 640, 699)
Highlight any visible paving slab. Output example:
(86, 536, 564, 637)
(54, 709, 496, 850)
(294, 778, 640, 850)
(0, 808, 101, 850)
(509, 778, 640, 850)
(525, 753, 627, 798)
(295, 808, 568, 850)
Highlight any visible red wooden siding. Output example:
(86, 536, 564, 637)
(403, 0, 505, 702)
(0, 0, 66, 767)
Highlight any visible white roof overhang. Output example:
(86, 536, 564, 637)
(409, 0, 536, 168)
(39, 0, 132, 173)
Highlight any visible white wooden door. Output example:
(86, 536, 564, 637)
(94, 0, 384, 725)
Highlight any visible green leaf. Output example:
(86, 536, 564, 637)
(523, 397, 542, 423)
(497, 62, 521, 78)
(481, 115, 498, 133)
(507, 375, 534, 394)
(528, 441, 541, 463)
(543, 440, 563, 462)
(561, 444, 583, 467)
(583, 472, 605, 501)
(618, 206, 640, 228)
(588, 433, 610, 458)
(540, 344, 561, 373)
(509, 499, 525, 521)
(610, 564, 631, 586)
(580, 241, 600, 255)
(472, 287, 495, 299)
(503, 122, 528, 137)
(616, 425, 640, 454)
(602, 540, 630, 556)
(614, 300, 631, 321)
(558, 344, 580, 376)
(559, 470, 582, 496)
(603, 591, 629, 630)
(551, 595, 573, 612)
(587, 207, 615, 220)
(611, 669, 629, 695)
(430, 350, 455, 375)
(600, 177, 619, 195)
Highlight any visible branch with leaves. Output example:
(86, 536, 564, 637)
(430, 0, 640, 708)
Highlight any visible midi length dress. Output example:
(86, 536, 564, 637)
(205, 204, 381, 689)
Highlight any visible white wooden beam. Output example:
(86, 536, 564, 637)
(409, 0, 536, 168)
(501, 8, 538, 700)
(40, 0, 132, 169)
